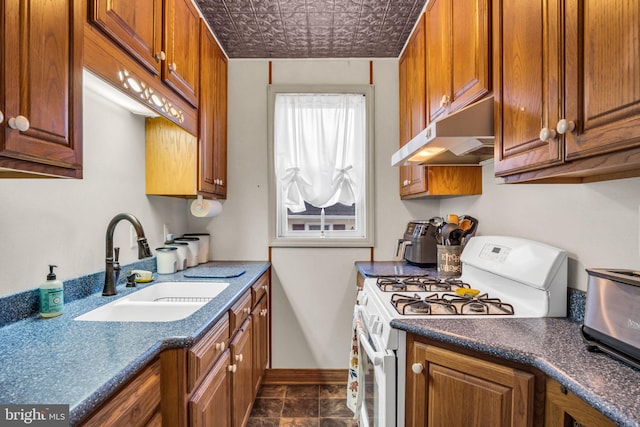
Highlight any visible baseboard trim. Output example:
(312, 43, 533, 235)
(263, 369, 348, 385)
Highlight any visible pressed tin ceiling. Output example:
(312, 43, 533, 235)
(195, 0, 428, 58)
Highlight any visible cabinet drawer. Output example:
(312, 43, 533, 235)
(251, 272, 269, 307)
(81, 359, 161, 426)
(230, 290, 252, 332)
(188, 313, 230, 392)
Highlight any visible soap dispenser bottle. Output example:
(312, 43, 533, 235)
(39, 265, 64, 318)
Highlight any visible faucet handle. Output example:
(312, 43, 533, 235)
(126, 272, 137, 288)
(114, 247, 120, 263)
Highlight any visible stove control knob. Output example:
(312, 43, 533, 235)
(412, 363, 424, 374)
(357, 293, 368, 305)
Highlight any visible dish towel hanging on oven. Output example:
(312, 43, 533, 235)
(347, 312, 364, 418)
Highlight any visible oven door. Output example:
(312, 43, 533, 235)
(355, 307, 397, 427)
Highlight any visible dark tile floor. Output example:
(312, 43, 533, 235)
(247, 384, 359, 427)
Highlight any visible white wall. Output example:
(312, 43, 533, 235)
(192, 59, 440, 368)
(440, 163, 640, 291)
(0, 83, 188, 296)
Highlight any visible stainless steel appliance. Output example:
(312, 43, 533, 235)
(354, 235, 568, 427)
(396, 220, 439, 266)
(582, 269, 640, 369)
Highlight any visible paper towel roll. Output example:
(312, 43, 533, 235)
(190, 197, 223, 218)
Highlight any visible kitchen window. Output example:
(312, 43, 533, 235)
(268, 85, 375, 247)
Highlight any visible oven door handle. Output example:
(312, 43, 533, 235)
(354, 306, 386, 366)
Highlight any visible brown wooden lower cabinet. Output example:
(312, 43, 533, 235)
(79, 359, 161, 426)
(80, 269, 273, 427)
(231, 317, 254, 427)
(406, 335, 535, 427)
(189, 349, 232, 427)
(545, 377, 616, 427)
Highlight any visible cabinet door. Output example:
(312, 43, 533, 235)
(189, 349, 232, 427)
(252, 294, 269, 396)
(450, 0, 490, 112)
(89, 0, 163, 76)
(407, 339, 534, 427)
(426, 0, 451, 122)
(493, 0, 563, 176)
(563, 0, 640, 161)
(1, 0, 82, 178)
(230, 318, 253, 427)
(199, 22, 228, 198)
(164, 0, 200, 107)
(427, 0, 490, 122)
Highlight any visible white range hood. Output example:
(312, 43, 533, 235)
(391, 95, 494, 166)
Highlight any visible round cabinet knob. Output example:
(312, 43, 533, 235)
(168, 62, 177, 72)
(556, 119, 576, 135)
(262, 285, 268, 291)
(8, 115, 30, 131)
(155, 51, 166, 61)
(412, 363, 424, 374)
(228, 364, 237, 373)
(215, 342, 225, 351)
(235, 353, 243, 363)
(260, 309, 268, 317)
(0, 110, 4, 124)
(243, 307, 251, 315)
(539, 127, 557, 142)
(439, 94, 450, 108)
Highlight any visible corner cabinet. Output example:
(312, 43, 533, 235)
(545, 377, 617, 427)
(0, 0, 83, 178)
(494, 0, 640, 183)
(79, 359, 162, 426)
(406, 335, 536, 427)
(398, 12, 483, 199)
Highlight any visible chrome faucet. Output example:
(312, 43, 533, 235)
(103, 213, 153, 296)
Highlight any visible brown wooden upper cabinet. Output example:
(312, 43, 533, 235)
(399, 15, 428, 198)
(199, 20, 228, 199)
(0, 0, 83, 178)
(89, 0, 200, 107)
(426, 0, 491, 123)
(398, 13, 483, 199)
(494, 0, 640, 183)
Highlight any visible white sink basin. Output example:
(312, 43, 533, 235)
(75, 281, 229, 322)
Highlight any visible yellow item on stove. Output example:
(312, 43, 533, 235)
(455, 288, 480, 297)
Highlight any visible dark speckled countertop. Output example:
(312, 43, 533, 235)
(0, 261, 270, 425)
(356, 261, 640, 427)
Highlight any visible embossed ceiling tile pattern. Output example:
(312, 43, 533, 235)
(195, 0, 427, 58)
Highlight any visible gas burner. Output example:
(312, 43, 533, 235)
(391, 293, 458, 316)
(376, 276, 471, 293)
(442, 293, 515, 316)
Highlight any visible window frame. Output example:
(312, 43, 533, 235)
(267, 84, 375, 248)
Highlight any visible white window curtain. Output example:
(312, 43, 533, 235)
(274, 93, 366, 213)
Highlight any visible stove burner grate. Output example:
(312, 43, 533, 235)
(376, 276, 471, 293)
(391, 293, 459, 316)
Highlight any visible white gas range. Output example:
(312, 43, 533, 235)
(353, 235, 568, 426)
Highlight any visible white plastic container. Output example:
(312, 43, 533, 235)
(165, 241, 188, 271)
(184, 233, 210, 263)
(156, 247, 178, 274)
(174, 237, 199, 267)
